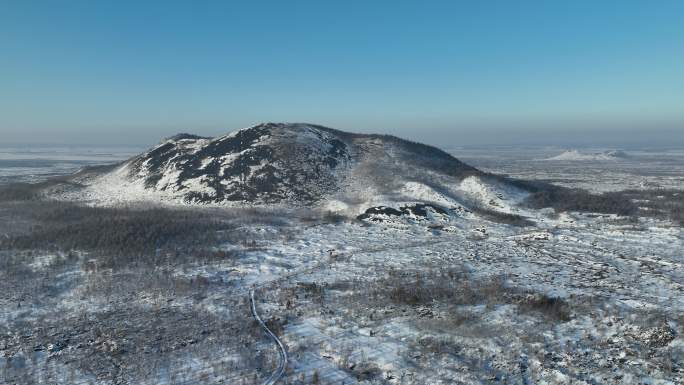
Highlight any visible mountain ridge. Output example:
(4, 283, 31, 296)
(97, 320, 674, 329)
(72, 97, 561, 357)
(56, 123, 532, 220)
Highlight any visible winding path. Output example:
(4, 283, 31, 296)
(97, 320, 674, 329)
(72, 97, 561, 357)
(250, 289, 288, 385)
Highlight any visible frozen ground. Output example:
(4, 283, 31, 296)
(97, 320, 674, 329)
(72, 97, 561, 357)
(452, 146, 684, 192)
(0, 147, 141, 185)
(240, 209, 683, 385)
(1, 201, 682, 384)
(0, 145, 682, 384)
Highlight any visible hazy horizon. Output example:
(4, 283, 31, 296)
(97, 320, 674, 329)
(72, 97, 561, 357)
(2, 122, 683, 150)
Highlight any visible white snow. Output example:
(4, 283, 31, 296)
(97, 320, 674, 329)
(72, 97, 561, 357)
(545, 149, 628, 161)
(457, 175, 528, 214)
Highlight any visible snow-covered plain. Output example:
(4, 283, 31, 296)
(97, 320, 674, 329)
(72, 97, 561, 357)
(1, 142, 683, 384)
(455, 146, 684, 192)
(544, 149, 629, 161)
(0, 147, 141, 185)
(2, 200, 682, 384)
(251, 207, 683, 385)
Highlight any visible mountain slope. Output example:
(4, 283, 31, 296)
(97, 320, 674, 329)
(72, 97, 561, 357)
(125, 123, 352, 203)
(62, 123, 531, 216)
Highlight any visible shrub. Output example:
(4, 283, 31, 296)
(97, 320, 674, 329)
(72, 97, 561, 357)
(0, 183, 43, 201)
(352, 267, 574, 324)
(517, 293, 571, 322)
(525, 186, 638, 216)
(470, 206, 536, 227)
(0, 202, 236, 269)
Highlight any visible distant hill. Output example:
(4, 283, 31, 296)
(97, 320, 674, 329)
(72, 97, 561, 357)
(545, 149, 629, 161)
(47, 123, 540, 223)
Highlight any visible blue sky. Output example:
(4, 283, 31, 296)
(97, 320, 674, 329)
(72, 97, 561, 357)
(1, 0, 683, 146)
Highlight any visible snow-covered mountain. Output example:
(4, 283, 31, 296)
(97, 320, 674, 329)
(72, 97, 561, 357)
(61, 123, 532, 217)
(123, 123, 352, 203)
(545, 149, 629, 161)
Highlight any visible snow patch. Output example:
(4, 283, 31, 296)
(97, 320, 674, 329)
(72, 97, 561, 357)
(545, 149, 629, 161)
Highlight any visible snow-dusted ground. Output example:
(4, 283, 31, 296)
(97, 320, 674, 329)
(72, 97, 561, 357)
(544, 149, 629, 161)
(3, 201, 680, 384)
(0, 147, 141, 185)
(245, 209, 683, 384)
(454, 146, 684, 192)
(1, 145, 683, 384)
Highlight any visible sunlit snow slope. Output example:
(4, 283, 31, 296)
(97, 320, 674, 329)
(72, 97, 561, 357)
(64, 123, 531, 215)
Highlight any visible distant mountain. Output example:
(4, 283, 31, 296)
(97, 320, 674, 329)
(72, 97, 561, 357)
(546, 149, 629, 161)
(56, 123, 535, 220)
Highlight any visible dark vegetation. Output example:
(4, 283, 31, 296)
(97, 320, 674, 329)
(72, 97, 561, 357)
(356, 203, 450, 222)
(0, 179, 79, 201)
(511, 178, 684, 225)
(315, 123, 481, 178)
(129, 123, 352, 204)
(0, 202, 235, 269)
(524, 184, 638, 216)
(0, 292, 276, 384)
(0, 182, 45, 201)
(0, 191, 298, 272)
(324, 266, 574, 324)
(618, 189, 684, 225)
(376, 267, 572, 322)
(0, 195, 286, 384)
(469, 205, 536, 227)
